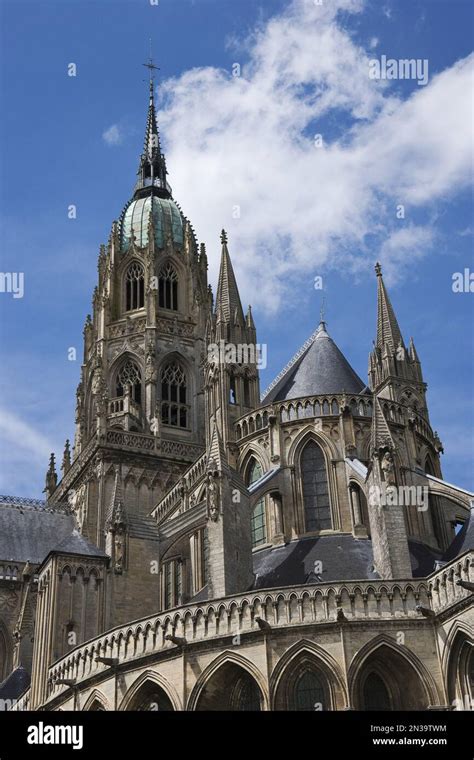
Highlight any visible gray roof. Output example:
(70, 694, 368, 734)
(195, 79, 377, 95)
(0, 666, 30, 703)
(408, 539, 443, 577)
(251, 535, 446, 589)
(443, 503, 474, 562)
(252, 535, 378, 588)
(0, 499, 75, 564)
(52, 530, 107, 558)
(263, 322, 365, 404)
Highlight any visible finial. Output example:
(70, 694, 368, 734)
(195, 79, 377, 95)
(142, 39, 159, 89)
(375, 261, 382, 276)
(44, 453, 58, 500)
(220, 229, 228, 245)
(62, 440, 71, 475)
(319, 294, 326, 324)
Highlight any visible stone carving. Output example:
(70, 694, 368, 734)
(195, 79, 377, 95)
(145, 349, 157, 383)
(381, 451, 396, 486)
(207, 472, 220, 522)
(157, 318, 194, 338)
(0, 590, 19, 611)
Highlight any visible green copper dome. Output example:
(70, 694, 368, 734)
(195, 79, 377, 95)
(121, 195, 184, 251)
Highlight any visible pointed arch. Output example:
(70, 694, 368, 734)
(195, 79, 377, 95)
(110, 353, 143, 407)
(271, 639, 347, 711)
(158, 352, 191, 430)
(443, 621, 474, 707)
(300, 439, 331, 532)
(82, 689, 110, 711)
(118, 669, 181, 711)
(158, 261, 179, 311)
(124, 260, 145, 311)
(348, 634, 440, 710)
(241, 451, 268, 547)
(186, 651, 269, 711)
(287, 425, 339, 465)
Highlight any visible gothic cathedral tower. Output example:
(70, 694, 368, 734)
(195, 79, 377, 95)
(45, 76, 210, 626)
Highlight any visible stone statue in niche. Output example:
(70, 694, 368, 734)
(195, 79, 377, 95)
(207, 472, 220, 522)
(114, 526, 125, 574)
(75, 381, 84, 423)
(381, 451, 396, 486)
(145, 351, 157, 383)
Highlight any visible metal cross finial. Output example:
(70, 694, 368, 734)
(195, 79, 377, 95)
(143, 39, 160, 82)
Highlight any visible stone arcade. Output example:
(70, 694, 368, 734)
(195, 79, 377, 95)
(0, 73, 472, 712)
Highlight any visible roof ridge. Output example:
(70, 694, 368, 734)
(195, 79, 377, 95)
(260, 323, 322, 400)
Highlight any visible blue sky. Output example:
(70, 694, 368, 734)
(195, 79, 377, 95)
(0, 0, 473, 497)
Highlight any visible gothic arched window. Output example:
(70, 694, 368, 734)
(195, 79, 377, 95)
(236, 676, 262, 711)
(116, 360, 142, 405)
(161, 362, 188, 428)
(363, 672, 391, 711)
(301, 440, 331, 532)
(294, 670, 325, 711)
(125, 262, 145, 311)
(247, 458, 267, 547)
(158, 263, 178, 311)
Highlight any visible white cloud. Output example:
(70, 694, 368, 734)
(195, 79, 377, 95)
(154, 0, 472, 310)
(0, 408, 55, 495)
(369, 36, 379, 49)
(102, 123, 123, 146)
(0, 408, 53, 463)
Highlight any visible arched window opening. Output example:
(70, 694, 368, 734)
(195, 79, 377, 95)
(301, 441, 331, 532)
(243, 378, 250, 407)
(251, 499, 266, 547)
(294, 670, 325, 711)
(235, 676, 262, 711)
(247, 458, 267, 547)
(87, 700, 106, 712)
(125, 262, 144, 311)
(127, 682, 174, 711)
(158, 263, 178, 311)
(116, 360, 142, 405)
(229, 375, 237, 405)
(160, 558, 183, 610)
(363, 672, 391, 711)
(161, 362, 188, 428)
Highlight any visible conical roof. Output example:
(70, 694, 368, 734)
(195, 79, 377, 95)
(262, 322, 365, 403)
(375, 262, 404, 350)
(215, 230, 245, 325)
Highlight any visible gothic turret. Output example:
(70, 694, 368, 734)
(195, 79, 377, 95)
(368, 263, 425, 404)
(205, 231, 260, 455)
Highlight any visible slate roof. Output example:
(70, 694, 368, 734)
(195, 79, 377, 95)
(252, 535, 378, 588)
(0, 498, 75, 564)
(0, 666, 30, 704)
(250, 534, 448, 589)
(443, 503, 474, 562)
(262, 322, 365, 404)
(408, 539, 443, 577)
(52, 530, 107, 558)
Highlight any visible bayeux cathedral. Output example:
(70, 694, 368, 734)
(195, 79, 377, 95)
(0, 76, 472, 713)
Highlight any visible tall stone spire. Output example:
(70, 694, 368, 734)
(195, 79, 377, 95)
(375, 262, 404, 351)
(135, 70, 170, 200)
(215, 230, 244, 325)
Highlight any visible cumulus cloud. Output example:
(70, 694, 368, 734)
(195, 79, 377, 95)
(102, 123, 123, 146)
(154, 0, 472, 309)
